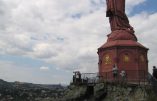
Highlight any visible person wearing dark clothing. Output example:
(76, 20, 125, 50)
(120, 70, 127, 84)
(112, 64, 118, 80)
(153, 66, 157, 79)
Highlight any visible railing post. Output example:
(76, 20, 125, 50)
(106, 72, 108, 82)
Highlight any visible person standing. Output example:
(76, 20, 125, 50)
(112, 64, 118, 80)
(153, 66, 157, 79)
(120, 70, 126, 82)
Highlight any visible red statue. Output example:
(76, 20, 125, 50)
(97, 0, 148, 83)
(106, 0, 134, 33)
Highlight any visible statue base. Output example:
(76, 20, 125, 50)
(98, 30, 148, 82)
(107, 30, 137, 41)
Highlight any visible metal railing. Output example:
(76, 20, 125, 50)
(81, 73, 99, 85)
(74, 70, 147, 85)
(99, 70, 147, 83)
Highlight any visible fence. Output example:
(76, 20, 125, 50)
(76, 70, 147, 85)
(100, 70, 146, 83)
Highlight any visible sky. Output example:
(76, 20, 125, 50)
(0, 0, 157, 84)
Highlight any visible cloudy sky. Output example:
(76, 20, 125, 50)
(0, 0, 157, 84)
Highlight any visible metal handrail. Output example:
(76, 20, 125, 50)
(99, 70, 147, 83)
(76, 70, 147, 85)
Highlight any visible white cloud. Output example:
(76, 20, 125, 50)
(40, 66, 49, 71)
(126, 0, 146, 12)
(0, 61, 36, 82)
(0, 61, 71, 84)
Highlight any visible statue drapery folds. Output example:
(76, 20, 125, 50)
(106, 0, 134, 33)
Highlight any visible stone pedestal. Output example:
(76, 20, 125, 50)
(98, 30, 148, 81)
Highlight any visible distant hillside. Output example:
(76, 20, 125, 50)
(0, 79, 66, 101)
